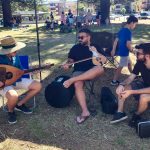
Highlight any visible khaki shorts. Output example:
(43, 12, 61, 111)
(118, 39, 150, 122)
(118, 56, 131, 67)
(0, 78, 34, 97)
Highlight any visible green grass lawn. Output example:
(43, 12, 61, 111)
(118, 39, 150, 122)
(0, 23, 150, 150)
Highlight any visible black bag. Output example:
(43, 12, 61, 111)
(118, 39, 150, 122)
(137, 121, 150, 138)
(45, 76, 75, 108)
(100, 87, 118, 114)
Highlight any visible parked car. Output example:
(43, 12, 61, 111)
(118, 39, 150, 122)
(110, 14, 123, 20)
(131, 13, 140, 19)
(110, 14, 117, 20)
(140, 12, 150, 19)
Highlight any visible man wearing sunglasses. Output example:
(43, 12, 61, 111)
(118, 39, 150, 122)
(110, 43, 150, 127)
(62, 28, 104, 124)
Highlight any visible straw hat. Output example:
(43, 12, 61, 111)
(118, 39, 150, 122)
(0, 36, 26, 55)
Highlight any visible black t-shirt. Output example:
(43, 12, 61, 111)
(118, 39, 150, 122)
(132, 61, 150, 87)
(68, 43, 102, 72)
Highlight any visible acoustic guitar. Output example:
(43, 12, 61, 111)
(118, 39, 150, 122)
(64, 52, 107, 67)
(0, 64, 54, 88)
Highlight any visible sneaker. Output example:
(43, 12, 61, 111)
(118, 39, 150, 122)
(110, 112, 128, 124)
(110, 80, 120, 86)
(15, 104, 33, 114)
(8, 112, 17, 124)
(128, 113, 142, 128)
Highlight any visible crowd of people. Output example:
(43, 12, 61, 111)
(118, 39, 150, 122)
(45, 9, 105, 32)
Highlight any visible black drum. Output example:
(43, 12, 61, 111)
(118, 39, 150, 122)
(45, 76, 75, 108)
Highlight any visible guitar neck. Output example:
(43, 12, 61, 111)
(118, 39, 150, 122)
(23, 64, 54, 74)
(69, 57, 93, 66)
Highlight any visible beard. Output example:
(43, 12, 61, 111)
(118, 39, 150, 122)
(137, 57, 146, 63)
(79, 41, 88, 46)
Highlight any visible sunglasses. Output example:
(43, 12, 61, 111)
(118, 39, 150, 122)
(134, 49, 144, 56)
(78, 36, 87, 40)
(137, 52, 144, 56)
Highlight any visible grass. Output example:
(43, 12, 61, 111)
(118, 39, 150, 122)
(0, 22, 150, 150)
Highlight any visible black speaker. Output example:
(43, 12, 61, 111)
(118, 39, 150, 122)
(45, 76, 75, 108)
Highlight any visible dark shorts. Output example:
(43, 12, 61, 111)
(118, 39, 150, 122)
(131, 80, 145, 101)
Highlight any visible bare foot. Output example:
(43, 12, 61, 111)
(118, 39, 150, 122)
(63, 78, 74, 88)
(76, 113, 90, 124)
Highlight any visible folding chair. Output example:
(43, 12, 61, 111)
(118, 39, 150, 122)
(84, 79, 98, 117)
(91, 31, 119, 68)
(18, 55, 36, 109)
(1, 55, 36, 112)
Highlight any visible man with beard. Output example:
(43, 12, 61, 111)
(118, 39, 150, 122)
(110, 43, 150, 127)
(62, 28, 104, 124)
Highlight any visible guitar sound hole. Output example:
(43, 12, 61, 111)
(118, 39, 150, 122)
(6, 72, 13, 79)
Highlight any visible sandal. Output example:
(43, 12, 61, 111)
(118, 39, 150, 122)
(76, 115, 90, 124)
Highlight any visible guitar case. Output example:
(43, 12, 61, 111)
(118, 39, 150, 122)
(45, 75, 75, 108)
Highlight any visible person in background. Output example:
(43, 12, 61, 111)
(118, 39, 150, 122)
(60, 11, 66, 24)
(76, 12, 83, 29)
(96, 11, 101, 26)
(85, 9, 92, 26)
(67, 9, 74, 26)
(10, 17, 17, 28)
(50, 12, 54, 21)
(111, 16, 138, 86)
(45, 17, 51, 30)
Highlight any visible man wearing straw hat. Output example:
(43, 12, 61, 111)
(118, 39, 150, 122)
(0, 36, 42, 124)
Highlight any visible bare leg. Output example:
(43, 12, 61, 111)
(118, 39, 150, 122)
(117, 85, 131, 112)
(63, 66, 104, 88)
(74, 81, 90, 118)
(17, 81, 42, 106)
(136, 94, 150, 115)
(113, 66, 123, 81)
(6, 90, 18, 112)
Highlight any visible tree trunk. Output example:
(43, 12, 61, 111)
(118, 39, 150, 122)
(100, 0, 110, 24)
(2, 0, 12, 27)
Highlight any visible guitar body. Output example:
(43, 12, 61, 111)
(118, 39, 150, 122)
(92, 53, 107, 66)
(0, 65, 24, 86)
(0, 63, 54, 87)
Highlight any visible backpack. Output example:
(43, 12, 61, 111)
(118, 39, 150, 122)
(100, 87, 118, 114)
(45, 75, 75, 108)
